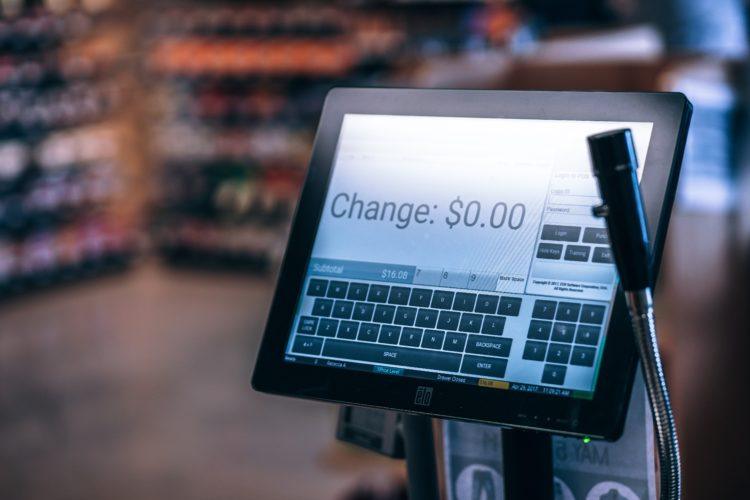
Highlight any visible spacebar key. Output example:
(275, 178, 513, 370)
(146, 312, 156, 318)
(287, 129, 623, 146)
(323, 339, 461, 372)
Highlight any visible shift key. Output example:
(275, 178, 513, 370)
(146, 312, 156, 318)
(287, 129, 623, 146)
(322, 339, 461, 372)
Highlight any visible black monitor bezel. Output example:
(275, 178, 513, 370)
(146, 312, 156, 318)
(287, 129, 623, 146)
(252, 88, 691, 440)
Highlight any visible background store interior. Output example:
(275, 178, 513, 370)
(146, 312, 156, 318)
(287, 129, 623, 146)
(1, 0, 749, 499)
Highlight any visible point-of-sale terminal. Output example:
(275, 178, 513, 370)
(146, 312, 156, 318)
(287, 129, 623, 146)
(252, 89, 692, 499)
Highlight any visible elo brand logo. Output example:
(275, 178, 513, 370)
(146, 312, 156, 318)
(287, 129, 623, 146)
(414, 386, 433, 406)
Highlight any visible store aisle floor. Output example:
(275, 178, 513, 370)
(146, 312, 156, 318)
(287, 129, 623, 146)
(0, 263, 399, 500)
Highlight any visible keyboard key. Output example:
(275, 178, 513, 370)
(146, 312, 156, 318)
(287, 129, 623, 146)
(466, 335, 512, 357)
(537, 243, 563, 260)
(347, 283, 369, 301)
(437, 311, 460, 331)
(352, 302, 375, 321)
(297, 316, 318, 335)
(467, 272, 497, 291)
(444, 332, 467, 352)
(327, 281, 349, 298)
(541, 224, 581, 242)
(551, 322, 576, 343)
(400, 328, 423, 347)
(414, 268, 442, 286)
(453, 292, 477, 312)
(580, 304, 606, 324)
(522, 341, 547, 361)
(379, 325, 401, 344)
(337, 321, 359, 339)
(532, 300, 557, 319)
(564, 245, 591, 262)
(575, 325, 601, 346)
(292, 335, 323, 356)
(475, 294, 499, 314)
(307, 279, 328, 297)
(546, 343, 571, 364)
(322, 339, 462, 372)
(498, 297, 522, 316)
(415, 308, 438, 328)
(388, 286, 411, 305)
(592, 247, 614, 264)
(542, 364, 567, 385)
(528, 320, 552, 340)
(317, 319, 339, 337)
(358, 323, 380, 342)
(394, 306, 417, 326)
(368, 285, 390, 303)
(431, 290, 455, 309)
(583, 227, 609, 244)
(461, 355, 508, 378)
(422, 330, 445, 349)
(409, 288, 433, 307)
(332, 300, 354, 319)
(440, 269, 470, 288)
(480, 315, 506, 336)
(459, 313, 482, 333)
(571, 346, 596, 366)
(312, 298, 333, 317)
(555, 302, 581, 322)
(373, 305, 396, 323)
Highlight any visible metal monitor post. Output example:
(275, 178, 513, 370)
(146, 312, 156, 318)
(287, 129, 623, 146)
(400, 414, 553, 500)
(402, 414, 441, 500)
(500, 429, 553, 500)
(339, 394, 655, 499)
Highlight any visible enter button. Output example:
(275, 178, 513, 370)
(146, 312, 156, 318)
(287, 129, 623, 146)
(461, 355, 508, 378)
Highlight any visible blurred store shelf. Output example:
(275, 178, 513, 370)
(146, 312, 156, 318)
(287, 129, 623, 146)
(145, 4, 397, 271)
(1, 1, 749, 498)
(0, 0, 143, 299)
(144, 2, 524, 273)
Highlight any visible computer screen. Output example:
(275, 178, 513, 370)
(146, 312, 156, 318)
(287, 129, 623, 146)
(284, 114, 652, 399)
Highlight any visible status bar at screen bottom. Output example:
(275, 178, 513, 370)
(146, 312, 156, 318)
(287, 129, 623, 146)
(284, 353, 592, 400)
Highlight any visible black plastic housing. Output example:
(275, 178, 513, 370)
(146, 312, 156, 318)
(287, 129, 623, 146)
(589, 129, 652, 291)
(252, 88, 692, 440)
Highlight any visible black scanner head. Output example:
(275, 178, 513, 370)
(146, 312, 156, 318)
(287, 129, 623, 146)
(588, 128, 638, 177)
(588, 128, 651, 292)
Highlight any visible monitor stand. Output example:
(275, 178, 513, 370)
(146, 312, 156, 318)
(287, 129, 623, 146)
(337, 373, 654, 499)
(402, 414, 441, 500)
(402, 415, 552, 500)
(501, 429, 553, 499)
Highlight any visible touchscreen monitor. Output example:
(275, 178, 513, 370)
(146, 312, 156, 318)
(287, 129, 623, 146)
(284, 114, 652, 400)
(253, 89, 691, 439)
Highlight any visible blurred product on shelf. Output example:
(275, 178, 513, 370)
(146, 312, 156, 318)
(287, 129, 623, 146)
(150, 39, 360, 78)
(0, 79, 121, 134)
(159, 219, 287, 271)
(155, 123, 310, 166)
(0, 217, 132, 296)
(0, 7, 92, 54)
(0, 50, 103, 87)
(0, 0, 139, 299)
